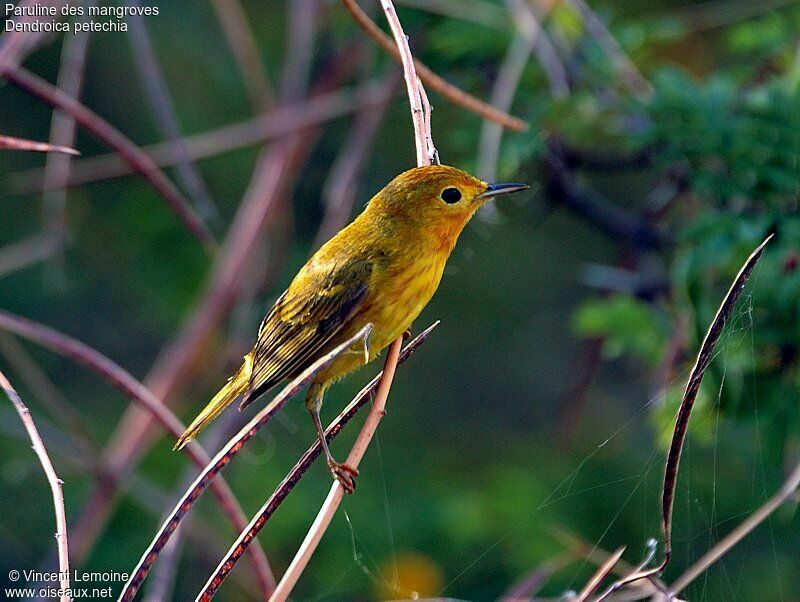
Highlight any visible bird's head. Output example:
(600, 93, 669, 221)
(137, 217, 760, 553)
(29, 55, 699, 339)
(369, 165, 527, 242)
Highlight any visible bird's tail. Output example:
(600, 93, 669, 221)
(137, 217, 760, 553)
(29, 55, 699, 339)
(173, 353, 254, 450)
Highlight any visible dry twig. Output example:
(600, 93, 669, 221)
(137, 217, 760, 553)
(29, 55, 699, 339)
(0, 370, 71, 602)
(196, 324, 437, 600)
(342, 0, 528, 131)
(594, 236, 772, 598)
(118, 325, 374, 601)
(575, 546, 625, 602)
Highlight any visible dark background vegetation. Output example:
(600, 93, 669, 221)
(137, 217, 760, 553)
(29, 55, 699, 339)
(1, 0, 799, 599)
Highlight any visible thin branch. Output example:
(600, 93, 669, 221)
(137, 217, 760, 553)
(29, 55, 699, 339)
(0, 310, 276, 595)
(1, 67, 216, 250)
(342, 0, 529, 131)
(196, 324, 438, 600)
(118, 325, 374, 602)
(659, 236, 772, 562)
(0, 134, 78, 155)
(209, 0, 275, 111)
(127, 3, 218, 219)
(268, 4, 432, 599)
(0, 370, 70, 602)
(669, 455, 800, 594)
(13, 81, 390, 192)
(42, 7, 93, 281)
(575, 546, 625, 602)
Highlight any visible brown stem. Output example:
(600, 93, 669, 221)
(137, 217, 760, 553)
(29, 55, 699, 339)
(117, 325, 375, 602)
(196, 324, 437, 600)
(0, 371, 71, 601)
(341, 0, 528, 131)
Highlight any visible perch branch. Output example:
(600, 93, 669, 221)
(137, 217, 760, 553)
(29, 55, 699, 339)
(268, 4, 432, 599)
(196, 324, 438, 600)
(118, 325, 374, 602)
(0, 370, 71, 602)
(1, 67, 215, 250)
(342, 0, 528, 131)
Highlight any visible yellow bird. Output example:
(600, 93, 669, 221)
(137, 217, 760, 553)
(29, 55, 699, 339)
(175, 165, 527, 491)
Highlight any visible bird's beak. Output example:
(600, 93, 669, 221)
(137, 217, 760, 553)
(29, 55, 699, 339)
(475, 182, 529, 200)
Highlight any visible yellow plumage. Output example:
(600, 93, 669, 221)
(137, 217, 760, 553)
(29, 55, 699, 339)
(175, 165, 527, 491)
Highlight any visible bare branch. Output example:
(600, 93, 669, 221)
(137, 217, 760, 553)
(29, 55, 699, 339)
(1, 67, 216, 250)
(118, 325, 374, 602)
(0, 370, 70, 602)
(196, 324, 437, 600)
(0, 134, 78, 155)
(342, 0, 529, 131)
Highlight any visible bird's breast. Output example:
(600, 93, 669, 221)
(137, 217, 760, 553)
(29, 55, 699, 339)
(363, 250, 447, 354)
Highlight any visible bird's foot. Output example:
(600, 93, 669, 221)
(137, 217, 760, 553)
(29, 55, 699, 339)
(403, 327, 412, 341)
(329, 460, 359, 494)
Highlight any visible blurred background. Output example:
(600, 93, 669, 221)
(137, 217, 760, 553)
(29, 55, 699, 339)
(1, 0, 799, 599)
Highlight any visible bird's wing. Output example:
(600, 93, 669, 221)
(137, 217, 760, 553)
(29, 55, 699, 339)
(241, 257, 373, 407)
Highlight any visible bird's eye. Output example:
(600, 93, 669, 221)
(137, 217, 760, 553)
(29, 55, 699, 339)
(440, 187, 462, 204)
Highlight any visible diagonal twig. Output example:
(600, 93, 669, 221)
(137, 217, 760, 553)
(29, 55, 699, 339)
(575, 546, 625, 602)
(197, 324, 438, 600)
(341, 0, 528, 131)
(118, 324, 375, 602)
(1, 66, 216, 250)
(0, 370, 71, 602)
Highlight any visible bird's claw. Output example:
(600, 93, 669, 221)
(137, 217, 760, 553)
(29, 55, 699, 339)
(403, 327, 412, 340)
(329, 460, 359, 494)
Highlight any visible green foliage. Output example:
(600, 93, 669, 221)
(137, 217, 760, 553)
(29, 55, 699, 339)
(573, 295, 667, 365)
